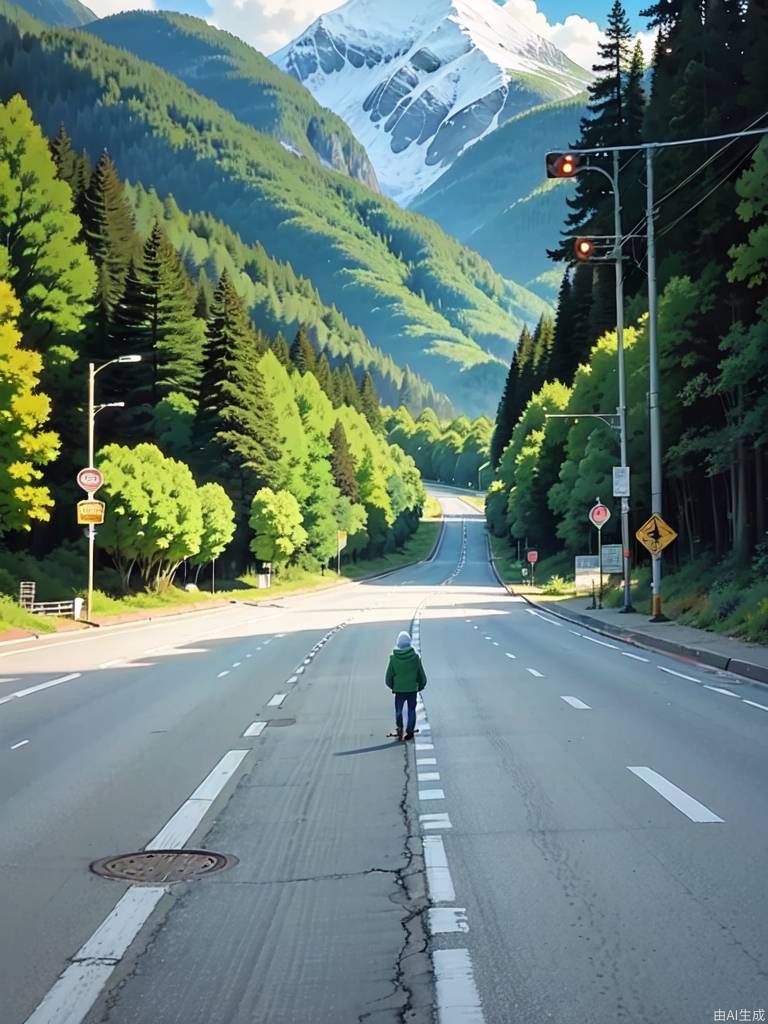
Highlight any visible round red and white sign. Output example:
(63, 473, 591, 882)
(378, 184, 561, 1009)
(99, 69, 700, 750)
(527, 550, 538, 564)
(589, 503, 611, 529)
(77, 467, 103, 494)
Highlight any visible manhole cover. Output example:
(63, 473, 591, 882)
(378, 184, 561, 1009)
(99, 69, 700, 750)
(91, 850, 237, 884)
(267, 717, 296, 727)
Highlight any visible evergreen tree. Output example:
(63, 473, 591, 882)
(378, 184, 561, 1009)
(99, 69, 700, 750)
(548, 264, 593, 385)
(141, 222, 204, 401)
(314, 350, 334, 400)
(624, 40, 646, 145)
(289, 324, 316, 374)
(272, 331, 291, 367)
(49, 123, 78, 192)
(358, 370, 384, 432)
(340, 364, 362, 410)
(490, 357, 517, 468)
(194, 269, 213, 320)
(531, 314, 556, 390)
(80, 151, 137, 322)
(587, 266, 616, 343)
(328, 419, 359, 502)
(195, 271, 283, 555)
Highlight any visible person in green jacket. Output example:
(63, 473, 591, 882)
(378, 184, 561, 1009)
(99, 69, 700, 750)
(386, 630, 427, 741)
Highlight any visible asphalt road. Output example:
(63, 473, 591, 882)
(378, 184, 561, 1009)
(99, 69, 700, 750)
(2, 489, 767, 1024)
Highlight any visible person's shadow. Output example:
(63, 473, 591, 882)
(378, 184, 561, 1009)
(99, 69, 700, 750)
(334, 741, 402, 756)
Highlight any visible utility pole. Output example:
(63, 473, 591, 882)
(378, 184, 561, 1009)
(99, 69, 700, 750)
(645, 149, 664, 620)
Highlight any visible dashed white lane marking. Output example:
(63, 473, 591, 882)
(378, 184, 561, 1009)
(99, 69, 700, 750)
(275, 633, 285, 638)
(420, 812, 452, 830)
(483, 635, 492, 640)
(560, 696, 591, 710)
(423, 835, 456, 902)
(743, 699, 768, 712)
(429, 907, 469, 934)
(296, 667, 304, 675)
(526, 668, 544, 678)
(262, 639, 272, 645)
(419, 789, 445, 800)
(704, 685, 738, 698)
(584, 636, 618, 649)
(658, 666, 700, 682)
(267, 693, 286, 707)
(416, 743, 434, 751)
(243, 721, 267, 737)
(418, 772, 441, 782)
(246, 654, 252, 659)
(26, 750, 249, 1024)
(417, 757, 437, 766)
(217, 671, 229, 678)
(492, 642, 499, 647)
(0, 672, 82, 706)
(505, 652, 516, 660)
(627, 766, 723, 823)
(473, 626, 478, 630)
(569, 629, 584, 637)
(621, 651, 649, 662)
(232, 662, 241, 668)
(433, 948, 485, 1024)
(287, 675, 298, 684)
(11, 739, 29, 750)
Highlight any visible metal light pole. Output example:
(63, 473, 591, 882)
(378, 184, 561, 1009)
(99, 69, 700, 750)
(86, 355, 141, 621)
(645, 149, 664, 620)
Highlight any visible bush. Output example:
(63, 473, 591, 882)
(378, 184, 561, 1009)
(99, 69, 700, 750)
(541, 574, 573, 595)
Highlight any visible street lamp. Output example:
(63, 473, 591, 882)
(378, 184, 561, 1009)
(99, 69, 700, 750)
(545, 150, 634, 613)
(85, 356, 142, 621)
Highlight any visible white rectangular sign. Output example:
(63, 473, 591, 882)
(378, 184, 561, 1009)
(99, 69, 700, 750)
(574, 555, 600, 594)
(601, 543, 623, 574)
(613, 466, 630, 498)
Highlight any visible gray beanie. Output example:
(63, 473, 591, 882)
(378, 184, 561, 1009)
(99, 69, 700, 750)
(395, 630, 412, 650)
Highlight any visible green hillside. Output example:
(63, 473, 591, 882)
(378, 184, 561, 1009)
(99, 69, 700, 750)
(0, 11, 551, 415)
(86, 11, 379, 191)
(410, 96, 585, 282)
(10, 0, 92, 26)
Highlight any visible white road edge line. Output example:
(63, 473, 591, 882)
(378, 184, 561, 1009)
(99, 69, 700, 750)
(743, 699, 768, 712)
(433, 948, 486, 1024)
(25, 749, 249, 1024)
(627, 766, 723, 823)
(0, 672, 82, 705)
(560, 696, 591, 710)
(658, 666, 700, 682)
(621, 652, 649, 662)
(704, 685, 738, 698)
(423, 835, 456, 902)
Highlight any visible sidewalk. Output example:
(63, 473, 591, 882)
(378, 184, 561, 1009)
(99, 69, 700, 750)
(524, 593, 768, 685)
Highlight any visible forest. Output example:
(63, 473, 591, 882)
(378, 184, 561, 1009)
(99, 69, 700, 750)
(488, 0, 768, 637)
(0, 95, 435, 612)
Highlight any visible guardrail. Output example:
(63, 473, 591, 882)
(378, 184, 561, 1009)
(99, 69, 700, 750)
(18, 583, 83, 619)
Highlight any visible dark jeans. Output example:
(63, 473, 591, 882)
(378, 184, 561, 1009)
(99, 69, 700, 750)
(394, 691, 417, 733)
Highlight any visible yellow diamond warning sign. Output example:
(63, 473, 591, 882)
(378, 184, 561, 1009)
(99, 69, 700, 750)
(636, 514, 677, 555)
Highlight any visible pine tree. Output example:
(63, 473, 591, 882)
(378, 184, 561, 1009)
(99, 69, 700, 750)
(548, 264, 593, 385)
(624, 40, 646, 145)
(49, 123, 78, 192)
(272, 331, 291, 367)
(340, 364, 362, 410)
(328, 419, 359, 502)
(358, 370, 384, 432)
(531, 314, 556, 391)
(141, 222, 204, 401)
(195, 271, 284, 552)
(490, 357, 517, 468)
(314, 350, 334, 400)
(587, 266, 616, 343)
(80, 151, 137, 321)
(289, 324, 316, 374)
(194, 269, 213, 320)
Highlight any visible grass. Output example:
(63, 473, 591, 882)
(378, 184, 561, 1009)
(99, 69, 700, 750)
(459, 494, 485, 512)
(0, 596, 57, 635)
(423, 496, 442, 521)
(341, 521, 441, 581)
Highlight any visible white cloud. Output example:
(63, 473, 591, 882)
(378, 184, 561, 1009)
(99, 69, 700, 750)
(86, 0, 156, 17)
(205, 0, 333, 52)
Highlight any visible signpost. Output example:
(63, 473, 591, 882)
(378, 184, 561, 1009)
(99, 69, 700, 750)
(588, 501, 611, 609)
(612, 466, 630, 498)
(601, 543, 623, 575)
(76, 500, 105, 525)
(526, 549, 538, 587)
(77, 467, 103, 495)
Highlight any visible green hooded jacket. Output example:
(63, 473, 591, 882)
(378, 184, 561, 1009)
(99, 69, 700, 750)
(386, 648, 427, 693)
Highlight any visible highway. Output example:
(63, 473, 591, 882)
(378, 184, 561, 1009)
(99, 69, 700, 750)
(1, 489, 767, 1024)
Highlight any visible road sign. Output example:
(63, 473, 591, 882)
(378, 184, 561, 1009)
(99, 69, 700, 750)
(601, 543, 623, 574)
(527, 550, 538, 564)
(77, 467, 103, 494)
(77, 499, 105, 525)
(612, 466, 630, 498)
(337, 531, 348, 552)
(589, 502, 611, 529)
(574, 555, 600, 594)
(636, 514, 677, 556)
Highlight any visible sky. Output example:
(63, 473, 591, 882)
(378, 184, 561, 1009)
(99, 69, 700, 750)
(84, 0, 654, 70)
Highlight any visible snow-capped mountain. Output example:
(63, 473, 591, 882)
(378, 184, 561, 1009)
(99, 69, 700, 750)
(272, 0, 591, 205)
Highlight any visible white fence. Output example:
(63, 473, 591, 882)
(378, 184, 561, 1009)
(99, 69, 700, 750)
(18, 582, 82, 619)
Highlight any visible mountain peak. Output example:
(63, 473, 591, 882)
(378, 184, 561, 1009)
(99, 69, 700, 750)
(273, 0, 591, 204)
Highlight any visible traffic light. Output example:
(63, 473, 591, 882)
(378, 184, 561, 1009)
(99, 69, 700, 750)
(574, 238, 594, 261)
(546, 152, 579, 178)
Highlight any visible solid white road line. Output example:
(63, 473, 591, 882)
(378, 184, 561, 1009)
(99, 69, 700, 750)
(420, 812, 452, 830)
(526, 668, 544, 678)
(0, 672, 82, 706)
(584, 636, 618, 649)
(429, 908, 469, 934)
(560, 696, 591, 710)
(423, 835, 456, 902)
(148, 750, 250, 848)
(569, 629, 583, 637)
(419, 789, 445, 800)
(627, 767, 723, 823)
(267, 693, 286, 707)
(243, 721, 267, 737)
(11, 739, 29, 750)
(704, 685, 738, 697)
(417, 757, 437, 766)
(621, 651, 649, 662)
(433, 949, 485, 1024)
(418, 772, 441, 782)
(24, 886, 166, 1024)
(743, 699, 768, 712)
(658, 666, 700, 682)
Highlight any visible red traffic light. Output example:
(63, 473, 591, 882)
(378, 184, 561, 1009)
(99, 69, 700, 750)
(574, 238, 594, 260)
(546, 152, 579, 178)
